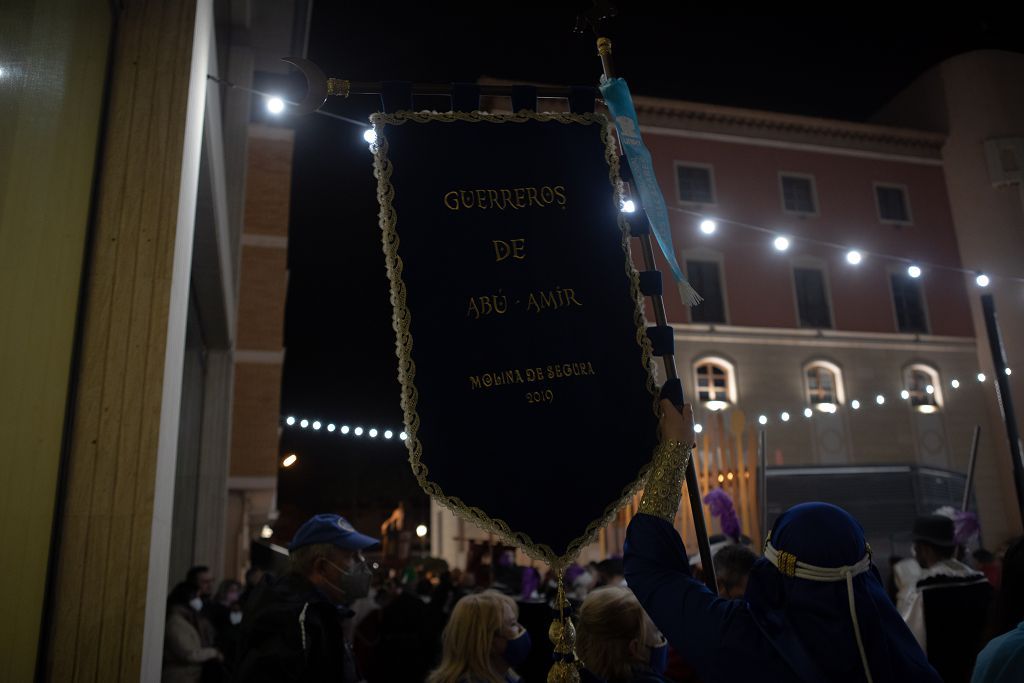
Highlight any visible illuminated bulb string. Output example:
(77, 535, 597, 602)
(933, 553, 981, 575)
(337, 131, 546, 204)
(284, 415, 407, 441)
(287, 367, 1005, 435)
(666, 205, 1020, 285)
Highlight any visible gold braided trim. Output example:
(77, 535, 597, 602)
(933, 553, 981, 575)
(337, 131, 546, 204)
(371, 109, 660, 568)
(777, 549, 798, 577)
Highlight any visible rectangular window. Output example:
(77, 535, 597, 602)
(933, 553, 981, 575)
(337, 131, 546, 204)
(676, 164, 714, 204)
(793, 268, 832, 328)
(780, 174, 817, 213)
(686, 260, 726, 324)
(891, 273, 928, 333)
(876, 185, 911, 222)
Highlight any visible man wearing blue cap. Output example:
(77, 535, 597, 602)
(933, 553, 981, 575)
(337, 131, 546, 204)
(623, 400, 941, 682)
(233, 514, 379, 683)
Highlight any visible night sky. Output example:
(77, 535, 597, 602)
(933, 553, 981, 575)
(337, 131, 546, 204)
(275, 10, 1021, 533)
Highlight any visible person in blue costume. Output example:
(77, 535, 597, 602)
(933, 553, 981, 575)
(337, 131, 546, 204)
(624, 400, 941, 683)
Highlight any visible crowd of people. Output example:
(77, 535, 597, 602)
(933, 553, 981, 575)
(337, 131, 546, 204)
(162, 401, 1024, 682)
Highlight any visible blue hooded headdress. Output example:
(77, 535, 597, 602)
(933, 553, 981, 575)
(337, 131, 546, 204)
(745, 502, 935, 682)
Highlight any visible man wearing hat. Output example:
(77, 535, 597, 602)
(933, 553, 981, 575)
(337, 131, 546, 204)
(233, 514, 379, 683)
(900, 514, 992, 682)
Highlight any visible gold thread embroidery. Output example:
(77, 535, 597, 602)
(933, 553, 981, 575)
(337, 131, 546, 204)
(637, 440, 692, 522)
(372, 109, 660, 568)
(778, 550, 798, 577)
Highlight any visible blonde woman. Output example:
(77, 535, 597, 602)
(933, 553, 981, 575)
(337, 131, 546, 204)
(427, 591, 531, 683)
(576, 586, 670, 683)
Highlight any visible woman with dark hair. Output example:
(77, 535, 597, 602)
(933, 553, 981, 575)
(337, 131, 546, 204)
(973, 538, 1024, 682)
(163, 582, 223, 683)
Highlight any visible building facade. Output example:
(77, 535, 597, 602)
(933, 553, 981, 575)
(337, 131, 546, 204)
(433, 60, 1024, 569)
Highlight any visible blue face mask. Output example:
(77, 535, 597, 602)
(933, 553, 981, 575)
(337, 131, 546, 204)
(648, 638, 669, 674)
(502, 628, 532, 668)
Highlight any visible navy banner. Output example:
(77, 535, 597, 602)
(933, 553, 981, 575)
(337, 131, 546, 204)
(372, 110, 659, 564)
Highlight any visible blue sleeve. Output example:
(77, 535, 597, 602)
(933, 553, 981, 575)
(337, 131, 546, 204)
(624, 513, 743, 671)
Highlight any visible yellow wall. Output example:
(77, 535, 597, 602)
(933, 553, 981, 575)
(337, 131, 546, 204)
(0, 1, 112, 679)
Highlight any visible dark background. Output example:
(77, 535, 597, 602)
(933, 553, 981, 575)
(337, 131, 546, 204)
(273, 10, 1022, 539)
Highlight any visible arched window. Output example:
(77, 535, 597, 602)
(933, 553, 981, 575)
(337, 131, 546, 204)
(804, 360, 845, 412)
(694, 357, 736, 411)
(904, 364, 942, 413)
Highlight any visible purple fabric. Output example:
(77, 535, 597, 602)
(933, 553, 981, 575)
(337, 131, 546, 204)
(954, 511, 980, 545)
(704, 488, 741, 541)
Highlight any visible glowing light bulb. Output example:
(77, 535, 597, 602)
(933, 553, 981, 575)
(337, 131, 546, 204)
(266, 97, 285, 114)
(700, 219, 717, 235)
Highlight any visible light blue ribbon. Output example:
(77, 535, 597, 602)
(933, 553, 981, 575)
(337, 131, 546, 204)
(599, 76, 700, 305)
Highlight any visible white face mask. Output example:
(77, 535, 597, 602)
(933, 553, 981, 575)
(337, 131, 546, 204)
(188, 597, 204, 612)
(229, 611, 243, 626)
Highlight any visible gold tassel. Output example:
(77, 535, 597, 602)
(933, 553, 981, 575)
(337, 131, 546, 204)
(547, 569, 580, 683)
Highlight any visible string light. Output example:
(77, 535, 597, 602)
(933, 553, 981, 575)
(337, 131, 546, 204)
(621, 199, 636, 213)
(700, 219, 717, 235)
(280, 351, 1007, 445)
(773, 236, 790, 252)
(907, 265, 922, 278)
(846, 250, 863, 265)
(674, 206, 1015, 287)
(363, 128, 377, 144)
(282, 454, 297, 468)
(266, 96, 285, 114)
